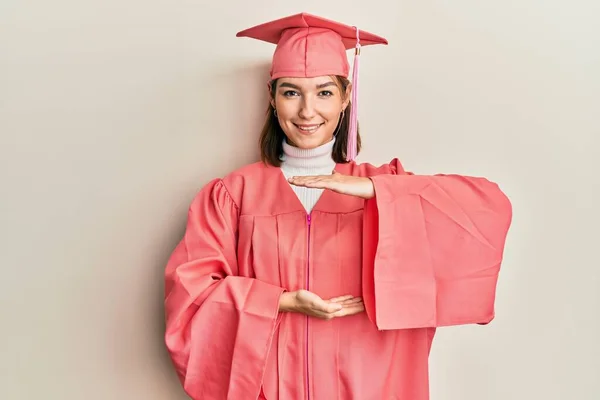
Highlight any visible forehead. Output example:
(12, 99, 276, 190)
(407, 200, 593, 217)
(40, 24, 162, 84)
(277, 76, 336, 88)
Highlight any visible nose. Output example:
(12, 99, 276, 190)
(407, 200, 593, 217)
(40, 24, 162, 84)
(298, 95, 317, 120)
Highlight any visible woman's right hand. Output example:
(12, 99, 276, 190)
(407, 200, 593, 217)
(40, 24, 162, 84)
(279, 290, 364, 320)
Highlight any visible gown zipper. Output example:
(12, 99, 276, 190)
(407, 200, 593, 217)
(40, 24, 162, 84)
(306, 213, 312, 400)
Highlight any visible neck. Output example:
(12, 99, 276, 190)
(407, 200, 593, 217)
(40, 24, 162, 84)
(280, 138, 336, 168)
(279, 137, 336, 213)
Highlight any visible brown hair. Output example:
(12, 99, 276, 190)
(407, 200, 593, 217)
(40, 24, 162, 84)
(259, 75, 361, 166)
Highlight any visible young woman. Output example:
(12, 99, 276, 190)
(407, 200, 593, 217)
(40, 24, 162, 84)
(164, 13, 512, 400)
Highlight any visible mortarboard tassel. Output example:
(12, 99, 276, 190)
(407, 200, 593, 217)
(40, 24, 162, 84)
(347, 27, 361, 162)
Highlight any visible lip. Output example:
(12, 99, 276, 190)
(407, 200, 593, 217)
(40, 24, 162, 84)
(294, 123, 324, 135)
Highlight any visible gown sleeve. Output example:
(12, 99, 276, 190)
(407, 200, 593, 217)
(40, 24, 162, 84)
(362, 159, 513, 330)
(164, 179, 285, 400)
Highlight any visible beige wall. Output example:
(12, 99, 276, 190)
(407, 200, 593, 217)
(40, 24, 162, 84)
(1, 1, 599, 399)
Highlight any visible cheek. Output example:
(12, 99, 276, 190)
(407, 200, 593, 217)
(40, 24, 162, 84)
(276, 102, 298, 122)
(274, 95, 299, 116)
(321, 101, 343, 121)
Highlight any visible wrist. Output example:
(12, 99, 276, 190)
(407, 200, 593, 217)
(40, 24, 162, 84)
(364, 177, 375, 199)
(278, 291, 296, 312)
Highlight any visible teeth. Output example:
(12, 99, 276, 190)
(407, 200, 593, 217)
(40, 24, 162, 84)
(297, 124, 321, 133)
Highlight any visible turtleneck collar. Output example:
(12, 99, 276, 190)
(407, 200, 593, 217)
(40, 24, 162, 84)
(280, 137, 336, 169)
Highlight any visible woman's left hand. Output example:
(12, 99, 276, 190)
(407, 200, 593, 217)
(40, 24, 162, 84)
(288, 171, 375, 199)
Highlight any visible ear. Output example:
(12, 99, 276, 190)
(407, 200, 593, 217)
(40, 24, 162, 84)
(267, 81, 276, 109)
(342, 83, 353, 111)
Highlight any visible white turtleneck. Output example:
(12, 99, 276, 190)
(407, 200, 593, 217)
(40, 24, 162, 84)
(280, 137, 337, 213)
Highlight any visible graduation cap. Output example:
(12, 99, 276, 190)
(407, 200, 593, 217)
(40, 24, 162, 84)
(236, 13, 388, 161)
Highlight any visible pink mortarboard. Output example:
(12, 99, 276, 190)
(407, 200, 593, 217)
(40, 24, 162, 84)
(236, 13, 388, 161)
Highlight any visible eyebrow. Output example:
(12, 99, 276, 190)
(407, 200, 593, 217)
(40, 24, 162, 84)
(279, 82, 337, 90)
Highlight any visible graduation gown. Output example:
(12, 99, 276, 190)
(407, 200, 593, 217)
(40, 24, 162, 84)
(164, 158, 512, 400)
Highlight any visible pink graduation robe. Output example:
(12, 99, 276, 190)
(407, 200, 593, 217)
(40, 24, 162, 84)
(164, 158, 512, 400)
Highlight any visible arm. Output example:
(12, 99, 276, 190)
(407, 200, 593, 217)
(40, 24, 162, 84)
(362, 163, 513, 330)
(164, 179, 285, 400)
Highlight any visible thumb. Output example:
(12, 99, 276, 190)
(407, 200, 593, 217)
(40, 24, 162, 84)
(314, 299, 342, 313)
(325, 302, 343, 313)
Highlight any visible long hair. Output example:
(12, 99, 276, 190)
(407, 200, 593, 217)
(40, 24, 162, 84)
(259, 75, 361, 166)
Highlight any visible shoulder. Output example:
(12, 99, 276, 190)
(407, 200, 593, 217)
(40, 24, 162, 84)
(188, 162, 271, 212)
(344, 157, 412, 177)
(219, 161, 275, 207)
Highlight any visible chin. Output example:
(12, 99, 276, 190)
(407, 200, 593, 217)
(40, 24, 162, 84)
(290, 134, 333, 150)
(294, 138, 321, 149)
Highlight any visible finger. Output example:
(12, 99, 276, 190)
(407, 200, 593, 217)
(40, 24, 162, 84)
(309, 307, 342, 320)
(344, 305, 365, 316)
(312, 299, 343, 313)
(288, 179, 314, 187)
(331, 303, 365, 318)
(301, 180, 327, 188)
(320, 300, 363, 316)
(314, 302, 364, 320)
(311, 180, 340, 191)
(328, 295, 354, 303)
(328, 296, 362, 306)
(289, 176, 332, 185)
(288, 175, 325, 183)
(339, 303, 364, 311)
(323, 302, 344, 313)
(313, 312, 337, 320)
(339, 297, 363, 305)
(345, 302, 365, 311)
(299, 178, 331, 187)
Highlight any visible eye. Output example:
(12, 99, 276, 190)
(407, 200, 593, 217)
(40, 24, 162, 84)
(283, 90, 300, 97)
(319, 90, 334, 97)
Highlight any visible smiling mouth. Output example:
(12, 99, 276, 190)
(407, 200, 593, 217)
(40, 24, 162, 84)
(294, 123, 324, 134)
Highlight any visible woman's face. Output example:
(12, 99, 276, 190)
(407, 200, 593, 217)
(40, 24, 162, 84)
(271, 76, 350, 149)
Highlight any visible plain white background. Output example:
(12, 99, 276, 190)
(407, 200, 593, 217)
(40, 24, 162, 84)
(1, 1, 599, 399)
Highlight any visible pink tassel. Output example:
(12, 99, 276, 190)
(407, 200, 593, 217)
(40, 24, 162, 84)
(347, 27, 361, 162)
